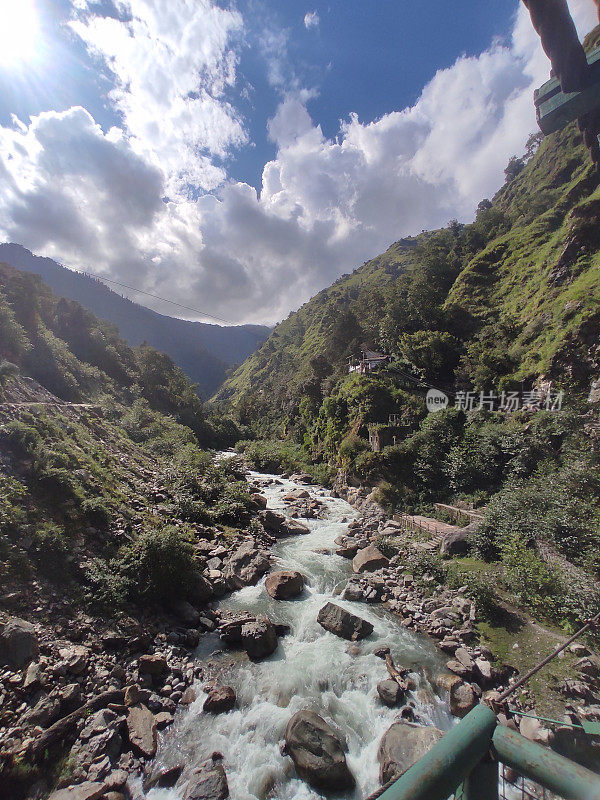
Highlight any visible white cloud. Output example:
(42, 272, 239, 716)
(69, 0, 247, 193)
(0, 0, 597, 325)
(304, 11, 320, 30)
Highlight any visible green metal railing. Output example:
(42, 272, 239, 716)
(377, 705, 600, 800)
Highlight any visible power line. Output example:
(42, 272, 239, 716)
(71, 267, 236, 325)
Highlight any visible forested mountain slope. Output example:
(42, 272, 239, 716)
(0, 244, 269, 398)
(216, 123, 600, 427)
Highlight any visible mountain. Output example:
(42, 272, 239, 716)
(0, 243, 270, 398)
(216, 122, 600, 425)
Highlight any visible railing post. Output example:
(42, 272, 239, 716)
(492, 724, 600, 800)
(460, 756, 498, 800)
(376, 705, 497, 800)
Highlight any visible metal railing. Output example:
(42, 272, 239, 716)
(377, 705, 600, 800)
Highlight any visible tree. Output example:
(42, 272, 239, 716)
(504, 155, 525, 183)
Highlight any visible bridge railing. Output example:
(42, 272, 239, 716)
(376, 705, 600, 800)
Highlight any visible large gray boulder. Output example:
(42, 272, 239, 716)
(0, 617, 39, 669)
(224, 541, 270, 589)
(265, 570, 305, 599)
(449, 681, 477, 718)
(126, 704, 158, 758)
(378, 722, 444, 784)
(241, 617, 278, 660)
(259, 510, 310, 537)
(203, 685, 236, 714)
(440, 527, 473, 557)
(183, 758, 229, 800)
(352, 545, 389, 574)
(317, 602, 374, 641)
(377, 680, 405, 707)
(284, 710, 354, 791)
(48, 782, 105, 800)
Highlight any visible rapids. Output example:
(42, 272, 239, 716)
(147, 470, 453, 800)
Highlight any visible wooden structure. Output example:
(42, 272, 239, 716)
(433, 503, 483, 524)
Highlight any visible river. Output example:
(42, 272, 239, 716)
(147, 470, 453, 800)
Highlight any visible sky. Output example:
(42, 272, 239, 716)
(0, 1, 597, 326)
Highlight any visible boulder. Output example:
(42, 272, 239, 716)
(0, 616, 39, 669)
(284, 710, 354, 791)
(352, 545, 389, 574)
(335, 538, 360, 558)
(23, 660, 43, 692)
(260, 509, 288, 534)
(25, 694, 62, 727)
(519, 715, 552, 744)
(449, 681, 477, 718)
(377, 680, 405, 707)
(188, 571, 214, 605)
(144, 763, 184, 791)
(127, 704, 158, 758)
(203, 685, 236, 713)
(59, 645, 90, 676)
(138, 654, 168, 677)
(224, 541, 271, 589)
(282, 519, 310, 536)
(241, 618, 278, 660)
(378, 722, 444, 783)
(317, 602, 374, 641)
(48, 782, 105, 800)
(440, 528, 472, 557)
(183, 758, 229, 800)
(265, 570, 305, 600)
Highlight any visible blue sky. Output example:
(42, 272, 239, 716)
(0, 0, 596, 324)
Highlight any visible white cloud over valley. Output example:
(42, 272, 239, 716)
(0, 0, 597, 325)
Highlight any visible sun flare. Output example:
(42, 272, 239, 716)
(0, 0, 40, 67)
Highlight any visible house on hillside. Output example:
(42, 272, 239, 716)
(348, 345, 390, 374)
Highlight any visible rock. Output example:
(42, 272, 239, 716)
(174, 601, 201, 627)
(183, 758, 229, 800)
(124, 684, 144, 707)
(284, 710, 354, 791)
(317, 602, 374, 641)
(188, 571, 214, 604)
(59, 645, 90, 676)
(154, 711, 175, 729)
(436, 673, 462, 692)
(250, 493, 268, 509)
(475, 658, 493, 682)
(440, 528, 472, 557)
(60, 683, 83, 712)
(181, 687, 198, 705)
(450, 681, 477, 718)
(352, 545, 389, 574)
(138, 654, 168, 677)
(282, 519, 310, 536)
(25, 694, 62, 727)
(241, 618, 278, 660)
(144, 763, 184, 791)
(203, 685, 236, 713)
(454, 648, 475, 670)
(127, 705, 158, 758)
(265, 570, 305, 599)
(576, 657, 600, 679)
(225, 541, 271, 589)
(377, 680, 405, 707)
(23, 660, 43, 692)
(0, 616, 39, 669)
(378, 722, 444, 783)
(48, 782, 106, 800)
(519, 714, 552, 744)
(260, 509, 288, 534)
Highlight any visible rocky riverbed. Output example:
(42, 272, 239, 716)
(1, 462, 599, 800)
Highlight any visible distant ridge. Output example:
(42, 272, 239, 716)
(0, 243, 269, 398)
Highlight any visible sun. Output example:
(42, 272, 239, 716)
(0, 0, 40, 67)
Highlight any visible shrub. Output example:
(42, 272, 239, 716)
(119, 525, 196, 604)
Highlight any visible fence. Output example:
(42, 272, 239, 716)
(376, 705, 600, 800)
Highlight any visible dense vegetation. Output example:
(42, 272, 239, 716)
(0, 263, 251, 614)
(221, 120, 600, 632)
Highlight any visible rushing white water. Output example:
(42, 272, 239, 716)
(148, 471, 453, 800)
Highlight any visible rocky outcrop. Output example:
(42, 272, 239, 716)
(440, 527, 474, 557)
(265, 570, 305, 599)
(259, 510, 310, 537)
(378, 722, 444, 783)
(284, 710, 354, 791)
(0, 617, 39, 669)
(317, 602, 374, 641)
(352, 545, 389, 574)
